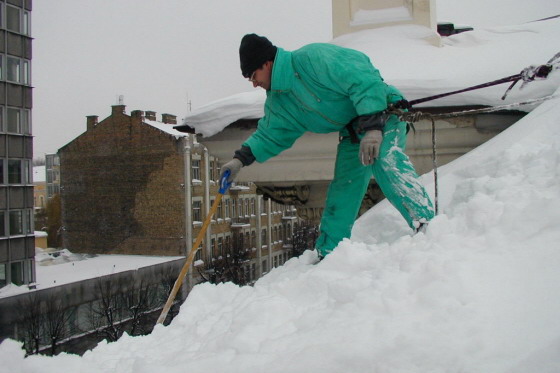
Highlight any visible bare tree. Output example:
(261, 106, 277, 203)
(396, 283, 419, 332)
(122, 280, 158, 336)
(157, 267, 182, 326)
(18, 294, 43, 355)
(88, 278, 125, 342)
(197, 233, 250, 286)
(43, 294, 73, 355)
(291, 223, 319, 258)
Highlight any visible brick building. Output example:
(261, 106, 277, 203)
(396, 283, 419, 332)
(59, 105, 301, 286)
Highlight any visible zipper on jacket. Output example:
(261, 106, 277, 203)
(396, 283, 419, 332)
(290, 91, 346, 127)
(295, 72, 321, 103)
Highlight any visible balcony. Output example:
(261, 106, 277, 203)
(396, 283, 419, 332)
(230, 216, 251, 228)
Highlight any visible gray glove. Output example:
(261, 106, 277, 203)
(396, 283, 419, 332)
(359, 130, 383, 165)
(220, 158, 243, 183)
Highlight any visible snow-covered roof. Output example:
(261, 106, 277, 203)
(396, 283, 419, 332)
(183, 18, 560, 137)
(0, 249, 184, 299)
(143, 118, 190, 140)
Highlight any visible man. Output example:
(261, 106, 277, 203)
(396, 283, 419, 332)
(220, 33, 434, 259)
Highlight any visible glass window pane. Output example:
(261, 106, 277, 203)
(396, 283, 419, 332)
(9, 210, 23, 235)
(7, 108, 19, 133)
(6, 6, 21, 33)
(0, 264, 6, 287)
(7, 57, 21, 83)
(0, 160, 3, 184)
(20, 110, 31, 135)
(23, 11, 30, 36)
(0, 107, 4, 132)
(23, 60, 30, 85)
(10, 262, 24, 285)
(0, 56, 3, 81)
(0, 211, 5, 236)
(22, 110, 30, 134)
(25, 209, 33, 234)
(23, 160, 30, 184)
(8, 160, 22, 184)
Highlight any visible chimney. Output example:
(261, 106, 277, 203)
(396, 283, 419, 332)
(162, 113, 177, 125)
(145, 111, 156, 121)
(112, 105, 126, 116)
(131, 110, 145, 120)
(86, 115, 98, 131)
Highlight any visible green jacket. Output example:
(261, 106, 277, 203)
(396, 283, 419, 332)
(243, 43, 405, 163)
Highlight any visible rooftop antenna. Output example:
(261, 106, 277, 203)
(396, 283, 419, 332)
(186, 92, 192, 112)
(116, 94, 124, 105)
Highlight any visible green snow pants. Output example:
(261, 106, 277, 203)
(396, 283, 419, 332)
(315, 115, 435, 257)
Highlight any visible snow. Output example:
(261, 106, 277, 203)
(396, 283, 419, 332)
(143, 119, 190, 140)
(4, 79, 560, 373)
(350, 7, 413, 27)
(183, 17, 560, 137)
(3, 3, 560, 372)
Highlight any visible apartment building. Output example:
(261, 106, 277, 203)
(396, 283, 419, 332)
(0, 0, 34, 289)
(59, 105, 301, 288)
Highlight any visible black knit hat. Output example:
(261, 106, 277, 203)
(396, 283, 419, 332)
(239, 34, 277, 78)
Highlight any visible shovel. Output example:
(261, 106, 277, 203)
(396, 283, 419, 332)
(156, 171, 232, 325)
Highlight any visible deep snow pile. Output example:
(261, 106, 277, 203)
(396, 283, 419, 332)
(2, 90, 560, 373)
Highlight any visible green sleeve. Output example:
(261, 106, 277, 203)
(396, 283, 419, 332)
(242, 110, 305, 163)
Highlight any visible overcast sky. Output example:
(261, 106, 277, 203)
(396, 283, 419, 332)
(32, 0, 332, 156)
(31, 1, 559, 157)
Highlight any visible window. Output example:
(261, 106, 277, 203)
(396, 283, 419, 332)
(218, 237, 223, 256)
(0, 264, 6, 288)
(192, 201, 202, 222)
(251, 231, 256, 248)
(23, 160, 30, 184)
(217, 201, 223, 219)
(7, 108, 19, 133)
(23, 10, 30, 36)
(25, 209, 33, 234)
(209, 161, 215, 181)
(9, 210, 23, 235)
(6, 108, 30, 134)
(225, 235, 231, 250)
(192, 160, 200, 180)
(261, 229, 267, 245)
(8, 160, 22, 184)
(0, 160, 3, 184)
(6, 58, 31, 86)
(7, 57, 21, 83)
(244, 199, 249, 216)
(0, 211, 5, 236)
(251, 198, 256, 215)
(262, 260, 268, 273)
(211, 238, 216, 257)
(6, 5, 21, 33)
(0, 57, 3, 82)
(224, 199, 230, 219)
(195, 246, 203, 261)
(22, 60, 30, 85)
(251, 264, 256, 280)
